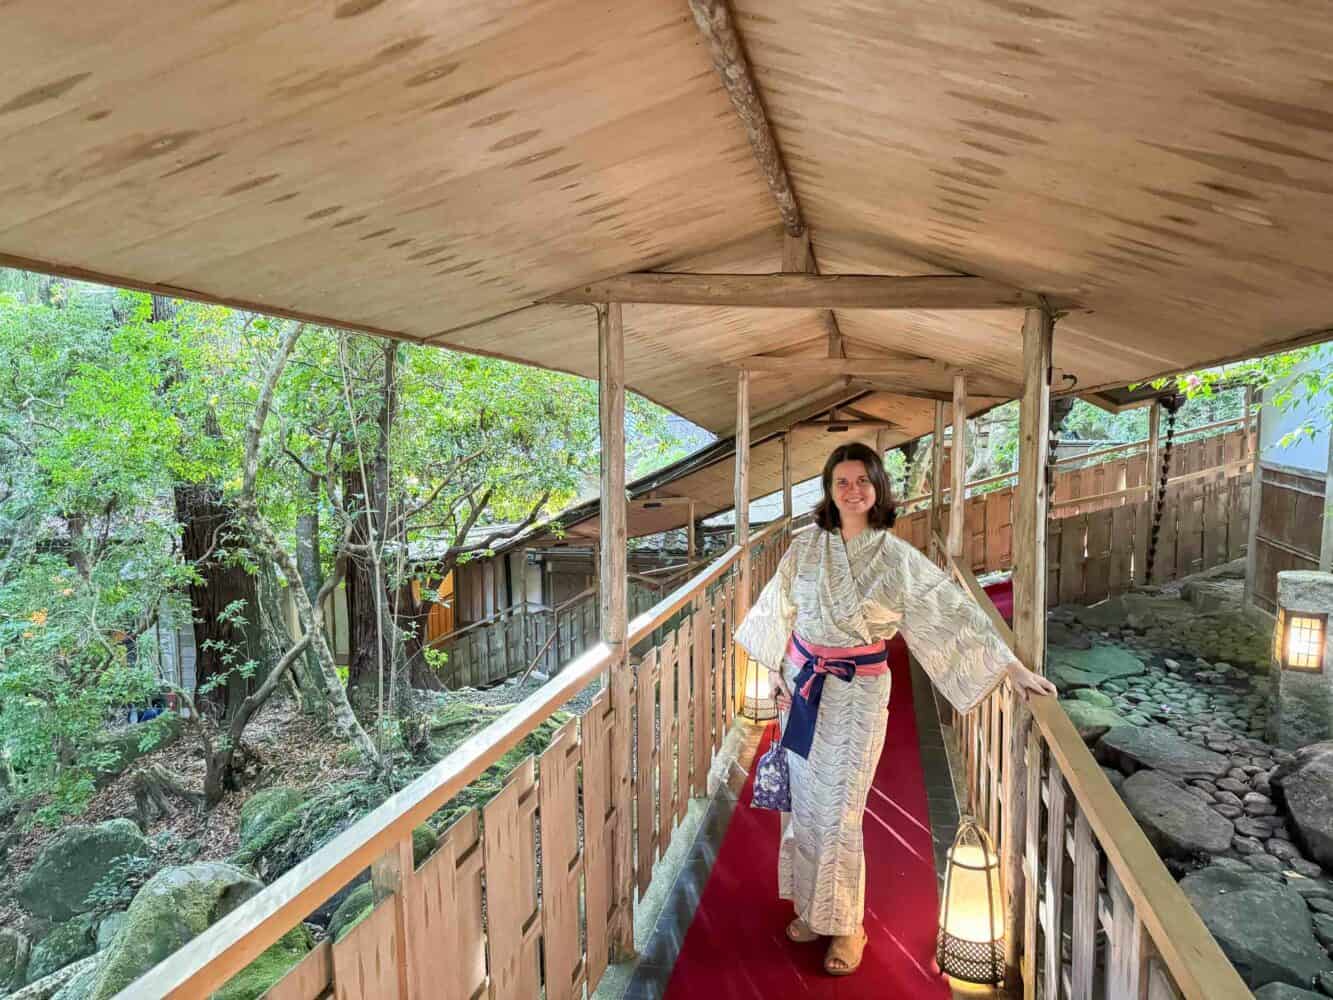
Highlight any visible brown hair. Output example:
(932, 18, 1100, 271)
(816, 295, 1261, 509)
(813, 443, 898, 532)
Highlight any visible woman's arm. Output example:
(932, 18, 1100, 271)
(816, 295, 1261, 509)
(734, 535, 802, 699)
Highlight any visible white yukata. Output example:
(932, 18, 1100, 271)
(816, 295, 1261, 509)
(734, 526, 1013, 936)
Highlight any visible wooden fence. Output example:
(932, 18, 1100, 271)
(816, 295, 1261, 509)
(1250, 463, 1324, 613)
(115, 519, 791, 1000)
(944, 549, 1250, 1000)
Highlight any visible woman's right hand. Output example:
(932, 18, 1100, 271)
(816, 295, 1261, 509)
(769, 668, 792, 713)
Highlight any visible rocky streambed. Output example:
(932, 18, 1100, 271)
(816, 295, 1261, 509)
(1048, 563, 1333, 996)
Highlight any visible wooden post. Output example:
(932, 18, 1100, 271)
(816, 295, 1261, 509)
(1146, 400, 1161, 489)
(782, 430, 793, 521)
(930, 401, 946, 555)
(1245, 391, 1264, 605)
(597, 302, 634, 961)
(736, 370, 752, 612)
(1322, 430, 1333, 573)
(518, 548, 529, 668)
(949, 373, 968, 558)
(1007, 304, 1054, 989)
(1242, 386, 1254, 458)
(370, 837, 416, 998)
(687, 499, 697, 566)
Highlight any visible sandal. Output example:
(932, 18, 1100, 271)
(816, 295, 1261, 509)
(824, 928, 868, 975)
(786, 917, 820, 943)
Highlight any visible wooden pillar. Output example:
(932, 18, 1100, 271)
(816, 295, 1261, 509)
(687, 500, 697, 566)
(782, 431, 793, 521)
(1242, 386, 1254, 457)
(1008, 304, 1054, 990)
(930, 400, 946, 554)
(597, 302, 634, 960)
(1245, 390, 1265, 605)
(1146, 400, 1161, 487)
(948, 373, 968, 558)
(1321, 429, 1333, 573)
(735, 370, 752, 613)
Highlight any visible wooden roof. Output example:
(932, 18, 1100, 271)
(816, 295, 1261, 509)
(2, 0, 1331, 445)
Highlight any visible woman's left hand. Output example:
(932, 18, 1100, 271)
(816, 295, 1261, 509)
(1006, 659, 1058, 700)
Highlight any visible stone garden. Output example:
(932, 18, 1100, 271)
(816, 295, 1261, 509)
(1050, 560, 1333, 996)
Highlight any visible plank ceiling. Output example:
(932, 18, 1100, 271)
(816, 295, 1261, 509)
(2, 0, 1331, 459)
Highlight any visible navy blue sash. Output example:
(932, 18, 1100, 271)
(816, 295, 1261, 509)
(779, 635, 889, 759)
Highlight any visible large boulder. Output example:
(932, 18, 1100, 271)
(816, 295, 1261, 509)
(1122, 593, 1195, 632)
(1048, 645, 1146, 692)
(212, 926, 313, 1000)
(1121, 770, 1234, 858)
(17, 819, 151, 922)
(1181, 866, 1333, 990)
(84, 862, 263, 1000)
(238, 787, 307, 850)
(0, 927, 30, 992)
(25, 917, 97, 984)
(91, 714, 183, 787)
(1097, 725, 1231, 778)
(1254, 983, 1327, 999)
(1061, 700, 1128, 743)
(328, 882, 374, 942)
(1271, 742, 1333, 873)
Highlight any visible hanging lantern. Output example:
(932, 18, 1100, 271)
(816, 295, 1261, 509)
(937, 818, 1005, 985)
(741, 656, 776, 721)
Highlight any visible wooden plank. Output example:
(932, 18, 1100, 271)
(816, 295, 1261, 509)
(712, 593, 724, 751)
(401, 810, 485, 1000)
(1022, 732, 1043, 1000)
(1071, 810, 1098, 1000)
(949, 373, 968, 557)
(264, 940, 331, 1000)
(1060, 513, 1086, 605)
(538, 724, 583, 1000)
(1177, 484, 1202, 576)
(1109, 504, 1134, 596)
(1147, 959, 1184, 1000)
(693, 596, 711, 797)
(542, 272, 1040, 311)
(676, 620, 692, 824)
(985, 488, 1012, 573)
(1106, 867, 1147, 1000)
(1084, 509, 1112, 605)
(659, 632, 677, 849)
(331, 902, 399, 1000)
(368, 836, 414, 1000)
(1151, 492, 1179, 586)
(482, 758, 540, 1000)
(1014, 306, 1052, 664)
(635, 650, 658, 897)
(581, 692, 613, 994)
(1043, 771, 1069, 1000)
(931, 401, 947, 547)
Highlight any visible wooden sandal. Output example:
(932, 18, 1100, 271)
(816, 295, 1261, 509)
(824, 928, 868, 975)
(786, 917, 820, 943)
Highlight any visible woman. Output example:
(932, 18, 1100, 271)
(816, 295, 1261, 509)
(734, 442, 1056, 976)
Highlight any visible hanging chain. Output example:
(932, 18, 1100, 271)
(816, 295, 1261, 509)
(1144, 396, 1183, 584)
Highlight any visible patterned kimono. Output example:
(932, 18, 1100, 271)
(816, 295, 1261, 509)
(734, 526, 1012, 936)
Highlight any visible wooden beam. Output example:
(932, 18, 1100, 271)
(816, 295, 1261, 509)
(929, 401, 946, 547)
(749, 381, 868, 440)
(688, 0, 804, 236)
(948, 373, 968, 558)
(735, 355, 1021, 397)
(596, 302, 634, 961)
(543, 272, 1040, 310)
(735, 370, 752, 617)
(796, 417, 896, 431)
(782, 432, 793, 520)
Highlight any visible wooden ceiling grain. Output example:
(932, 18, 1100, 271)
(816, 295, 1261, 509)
(1, 0, 1330, 441)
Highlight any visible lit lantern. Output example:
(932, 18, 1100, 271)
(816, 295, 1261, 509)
(1269, 571, 1333, 750)
(741, 655, 776, 721)
(937, 818, 1005, 986)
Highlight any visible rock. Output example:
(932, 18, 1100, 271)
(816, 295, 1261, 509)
(1235, 836, 1266, 855)
(1216, 790, 1244, 807)
(1294, 859, 1327, 879)
(238, 787, 307, 849)
(0, 927, 30, 992)
(1071, 688, 1115, 708)
(1061, 701, 1129, 743)
(1248, 854, 1286, 874)
(1181, 866, 1333, 989)
(1101, 766, 1125, 791)
(1215, 803, 1244, 819)
(412, 825, 438, 866)
(1319, 971, 1333, 997)
(1067, 599, 1128, 629)
(1048, 645, 1146, 692)
(1097, 725, 1231, 778)
(1270, 839, 1308, 864)
(328, 883, 374, 942)
(17, 819, 152, 922)
(212, 926, 313, 1000)
(1121, 770, 1234, 859)
(1048, 621, 1092, 649)
(1272, 743, 1333, 872)
(85, 862, 263, 1000)
(91, 714, 184, 787)
(1310, 897, 1333, 916)
(1238, 817, 1280, 839)
(1123, 593, 1195, 631)
(1219, 777, 1250, 794)
(1254, 984, 1326, 999)
(1315, 913, 1333, 949)
(26, 917, 97, 984)
(95, 913, 127, 953)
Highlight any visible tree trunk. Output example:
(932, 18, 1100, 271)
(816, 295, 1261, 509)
(295, 472, 322, 601)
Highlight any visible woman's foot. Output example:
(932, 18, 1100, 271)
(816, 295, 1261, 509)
(824, 927, 867, 975)
(786, 917, 820, 943)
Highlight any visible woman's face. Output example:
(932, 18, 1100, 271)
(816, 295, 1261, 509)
(830, 460, 876, 519)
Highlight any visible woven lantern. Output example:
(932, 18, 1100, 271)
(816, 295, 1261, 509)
(937, 818, 1005, 985)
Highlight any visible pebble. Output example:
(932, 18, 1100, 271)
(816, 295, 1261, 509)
(1213, 803, 1244, 819)
(1245, 853, 1286, 873)
(1233, 835, 1266, 855)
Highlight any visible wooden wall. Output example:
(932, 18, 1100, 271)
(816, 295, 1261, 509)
(1251, 465, 1324, 614)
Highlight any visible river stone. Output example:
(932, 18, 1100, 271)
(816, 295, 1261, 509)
(26, 917, 97, 984)
(1049, 645, 1146, 692)
(1122, 770, 1234, 859)
(0, 927, 30, 991)
(1097, 725, 1231, 778)
(238, 787, 307, 849)
(1070, 688, 1116, 708)
(1181, 866, 1333, 989)
(1314, 913, 1333, 949)
(17, 819, 151, 922)
(1254, 984, 1326, 999)
(1068, 599, 1129, 629)
(1047, 621, 1092, 649)
(85, 862, 263, 1000)
(1272, 743, 1333, 873)
(1061, 701, 1129, 743)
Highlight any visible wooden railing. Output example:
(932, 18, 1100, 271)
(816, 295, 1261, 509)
(117, 524, 792, 1000)
(940, 544, 1250, 1000)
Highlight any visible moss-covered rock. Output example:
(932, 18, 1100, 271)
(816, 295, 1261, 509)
(328, 882, 375, 942)
(91, 713, 184, 787)
(84, 862, 263, 1000)
(238, 787, 306, 850)
(212, 926, 313, 1000)
(0, 926, 30, 992)
(412, 824, 438, 866)
(26, 916, 98, 984)
(95, 913, 127, 952)
(17, 819, 151, 922)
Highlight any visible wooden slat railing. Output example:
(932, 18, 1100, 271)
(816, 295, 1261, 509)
(117, 528, 792, 1000)
(940, 544, 1251, 1000)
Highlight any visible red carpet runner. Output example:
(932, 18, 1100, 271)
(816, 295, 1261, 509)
(661, 579, 1013, 999)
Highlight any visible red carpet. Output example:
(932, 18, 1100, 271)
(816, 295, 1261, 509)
(661, 577, 1013, 999)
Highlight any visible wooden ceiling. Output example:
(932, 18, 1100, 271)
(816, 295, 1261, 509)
(2, 0, 1330, 456)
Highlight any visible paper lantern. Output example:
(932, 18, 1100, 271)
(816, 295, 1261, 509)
(937, 818, 1005, 985)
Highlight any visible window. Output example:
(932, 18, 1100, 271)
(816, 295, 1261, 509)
(1284, 613, 1326, 672)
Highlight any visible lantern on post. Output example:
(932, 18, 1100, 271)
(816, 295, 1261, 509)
(937, 818, 1005, 986)
(1269, 571, 1333, 750)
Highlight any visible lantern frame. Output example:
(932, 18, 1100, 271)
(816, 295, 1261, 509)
(936, 817, 1005, 986)
(741, 655, 777, 722)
